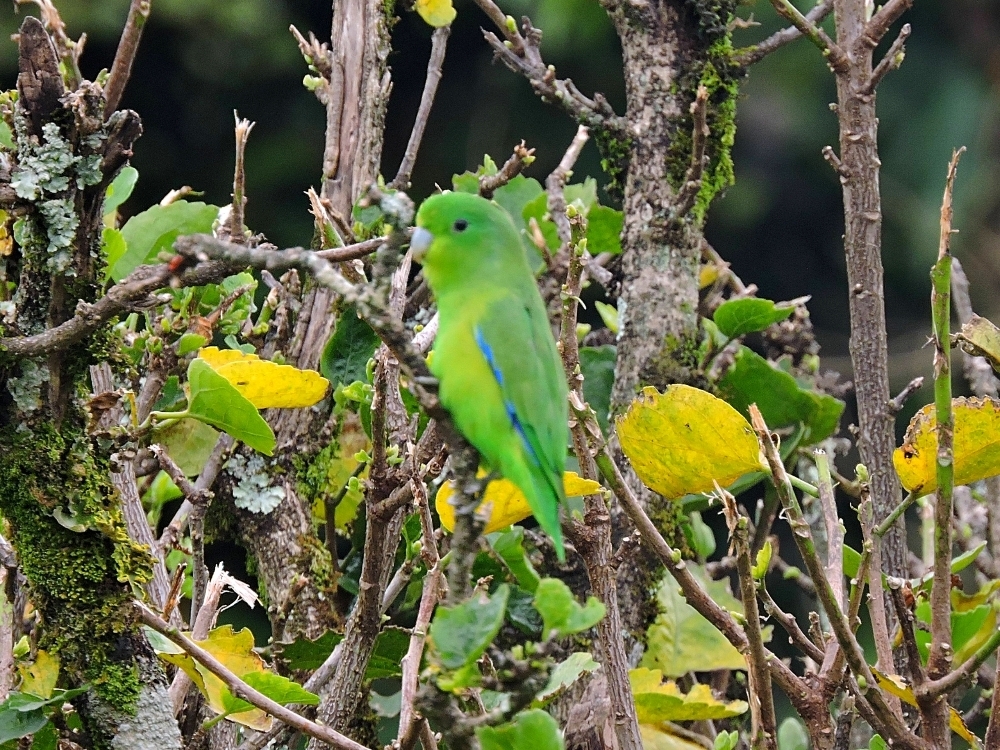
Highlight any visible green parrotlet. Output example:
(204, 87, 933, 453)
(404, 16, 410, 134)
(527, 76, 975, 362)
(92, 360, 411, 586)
(410, 191, 569, 558)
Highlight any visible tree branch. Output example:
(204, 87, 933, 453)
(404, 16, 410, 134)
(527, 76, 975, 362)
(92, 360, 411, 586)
(138, 604, 369, 750)
(389, 26, 449, 190)
(863, 23, 910, 94)
(103, 0, 151, 115)
(736, 0, 835, 67)
(766, 0, 849, 73)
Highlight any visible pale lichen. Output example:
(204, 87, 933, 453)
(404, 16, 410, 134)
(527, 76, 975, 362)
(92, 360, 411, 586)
(7, 358, 49, 412)
(229, 453, 286, 514)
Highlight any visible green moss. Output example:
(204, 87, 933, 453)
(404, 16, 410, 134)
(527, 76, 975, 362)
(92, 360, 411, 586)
(0, 425, 152, 711)
(593, 128, 633, 203)
(666, 5, 742, 226)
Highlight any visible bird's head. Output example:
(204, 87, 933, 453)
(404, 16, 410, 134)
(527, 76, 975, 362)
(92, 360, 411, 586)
(411, 192, 523, 289)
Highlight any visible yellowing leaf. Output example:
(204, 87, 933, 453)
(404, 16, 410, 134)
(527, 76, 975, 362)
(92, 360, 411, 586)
(630, 668, 748, 722)
(199, 347, 329, 409)
(415, 0, 456, 27)
(699, 263, 720, 289)
(159, 625, 272, 731)
(436, 471, 602, 534)
(893, 397, 1000, 495)
(956, 315, 1000, 372)
(642, 566, 750, 676)
(617, 385, 765, 499)
(872, 668, 981, 748)
(18, 650, 59, 699)
(638, 724, 707, 750)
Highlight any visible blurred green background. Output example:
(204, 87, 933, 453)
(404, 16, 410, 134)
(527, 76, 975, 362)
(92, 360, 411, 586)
(1, 0, 998, 642)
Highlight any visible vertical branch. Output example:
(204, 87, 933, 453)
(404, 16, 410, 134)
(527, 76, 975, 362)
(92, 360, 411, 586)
(721, 487, 777, 750)
(552, 126, 644, 750)
(104, 0, 152, 116)
(830, 0, 909, 579)
(919, 148, 964, 746)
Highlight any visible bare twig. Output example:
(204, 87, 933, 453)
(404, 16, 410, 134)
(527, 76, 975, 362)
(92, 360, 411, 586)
(103, 0, 151, 115)
(863, 0, 913, 49)
(864, 23, 911, 94)
(675, 86, 710, 217)
(229, 114, 255, 241)
(888, 375, 924, 415)
(721, 486, 777, 749)
(389, 26, 450, 190)
(471, 0, 626, 134)
(766, 0, 848, 73)
(759, 585, 825, 663)
(479, 142, 535, 199)
(140, 604, 368, 750)
(158, 434, 233, 553)
(735, 0, 834, 67)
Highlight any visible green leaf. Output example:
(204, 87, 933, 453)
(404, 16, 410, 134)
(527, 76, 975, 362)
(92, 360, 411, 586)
(522, 193, 559, 250)
(594, 301, 619, 335)
(683, 511, 716, 560)
(713, 298, 795, 338)
(580, 345, 615, 435)
(492, 176, 544, 235)
(642, 566, 747, 676)
(533, 578, 605, 638)
(0, 707, 47, 744)
(101, 227, 126, 280)
(28, 720, 56, 750)
(366, 627, 411, 679)
(778, 717, 809, 750)
(0, 121, 13, 150)
(477, 709, 565, 750)
(321, 306, 380, 387)
(154, 418, 220, 476)
(752, 540, 772, 581)
(869, 736, 888, 750)
(277, 631, 343, 672)
(842, 545, 862, 579)
(585, 205, 622, 255)
(430, 584, 509, 670)
(104, 166, 138, 216)
(564, 179, 598, 211)
(951, 542, 986, 574)
(112, 201, 219, 281)
(536, 652, 599, 704)
(452, 172, 481, 193)
(177, 333, 208, 356)
(718, 347, 844, 444)
(506, 585, 542, 636)
(220, 670, 319, 716)
(186, 359, 275, 455)
(488, 527, 540, 592)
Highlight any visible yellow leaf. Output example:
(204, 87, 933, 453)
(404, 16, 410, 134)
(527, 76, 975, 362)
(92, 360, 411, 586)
(630, 667, 748, 723)
(436, 471, 602, 534)
(893, 397, 1000, 496)
(617, 385, 765, 500)
(638, 724, 708, 750)
(18, 650, 59, 699)
(160, 625, 272, 731)
(415, 0, 456, 27)
(698, 263, 720, 289)
(198, 346, 329, 409)
(872, 668, 982, 748)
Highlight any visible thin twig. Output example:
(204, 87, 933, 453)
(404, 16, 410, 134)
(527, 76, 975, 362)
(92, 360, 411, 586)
(479, 142, 535, 199)
(675, 86, 710, 217)
(888, 375, 924, 415)
(140, 604, 368, 750)
(229, 114, 255, 241)
(470, 0, 626, 134)
(863, 23, 911, 94)
(735, 0, 834, 67)
(389, 26, 450, 190)
(158, 434, 233, 553)
(863, 0, 913, 49)
(721, 486, 777, 749)
(103, 0, 151, 115)
(766, 0, 848, 73)
(759, 585, 825, 663)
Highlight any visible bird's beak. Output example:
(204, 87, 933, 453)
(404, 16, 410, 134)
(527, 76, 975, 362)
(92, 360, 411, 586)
(410, 227, 433, 262)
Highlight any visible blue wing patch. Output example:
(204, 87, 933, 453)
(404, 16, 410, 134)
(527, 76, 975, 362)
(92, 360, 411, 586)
(474, 325, 540, 467)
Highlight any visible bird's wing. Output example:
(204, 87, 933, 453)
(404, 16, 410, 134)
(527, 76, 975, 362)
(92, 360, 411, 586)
(474, 291, 568, 499)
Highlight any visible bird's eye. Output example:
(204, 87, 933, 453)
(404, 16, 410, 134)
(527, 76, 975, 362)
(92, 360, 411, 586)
(452, 219, 469, 232)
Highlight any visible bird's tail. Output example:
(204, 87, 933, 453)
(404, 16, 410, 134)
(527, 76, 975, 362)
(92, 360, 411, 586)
(504, 454, 566, 561)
